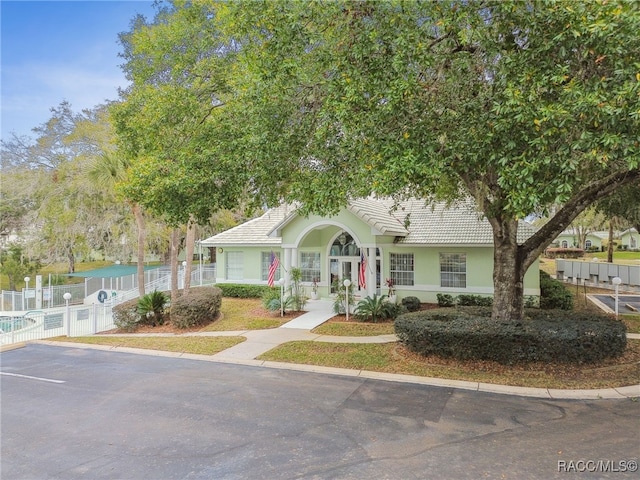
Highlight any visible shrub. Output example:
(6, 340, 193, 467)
(112, 298, 142, 332)
(456, 294, 493, 307)
(354, 294, 398, 322)
(394, 309, 627, 364)
(401, 296, 422, 312)
(261, 287, 282, 311)
(332, 277, 354, 314)
(288, 267, 307, 311)
(170, 287, 223, 329)
(137, 290, 169, 326)
(216, 283, 271, 298)
(539, 271, 573, 310)
(436, 293, 455, 307)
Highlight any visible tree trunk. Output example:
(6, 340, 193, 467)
(489, 217, 527, 322)
(132, 203, 146, 297)
(183, 217, 196, 292)
(607, 220, 614, 263)
(170, 228, 180, 304)
(67, 249, 75, 274)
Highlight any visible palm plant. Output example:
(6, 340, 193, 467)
(354, 294, 397, 323)
(137, 290, 169, 326)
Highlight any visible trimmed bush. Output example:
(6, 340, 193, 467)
(170, 286, 223, 329)
(401, 296, 422, 312)
(112, 298, 142, 332)
(539, 271, 573, 310)
(394, 308, 627, 364)
(436, 293, 455, 307)
(216, 283, 272, 298)
(456, 294, 493, 307)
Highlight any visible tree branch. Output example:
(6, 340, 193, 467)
(521, 168, 640, 269)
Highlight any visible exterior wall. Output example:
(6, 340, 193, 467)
(620, 230, 639, 249)
(213, 210, 541, 304)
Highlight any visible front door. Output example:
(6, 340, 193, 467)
(330, 257, 361, 294)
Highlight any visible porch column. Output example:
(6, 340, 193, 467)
(283, 247, 293, 291)
(367, 247, 376, 298)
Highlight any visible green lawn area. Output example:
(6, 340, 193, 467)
(53, 335, 245, 355)
(45, 295, 640, 390)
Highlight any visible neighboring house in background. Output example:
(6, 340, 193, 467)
(200, 198, 540, 303)
(553, 230, 609, 250)
(620, 228, 639, 250)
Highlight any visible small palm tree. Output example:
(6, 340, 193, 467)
(354, 294, 397, 323)
(137, 290, 169, 326)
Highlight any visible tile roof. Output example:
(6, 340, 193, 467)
(201, 198, 538, 246)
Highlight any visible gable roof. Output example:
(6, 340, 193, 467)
(201, 198, 538, 247)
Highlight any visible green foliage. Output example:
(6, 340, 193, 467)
(456, 295, 494, 307)
(137, 290, 169, 327)
(354, 294, 397, 323)
(0, 244, 39, 290)
(287, 267, 307, 311)
(112, 298, 142, 332)
(216, 283, 272, 298)
(332, 277, 354, 314)
(436, 294, 455, 308)
(539, 271, 573, 310)
(400, 296, 421, 312)
(170, 287, 223, 329)
(395, 309, 627, 364)
(261, 287, 282, 311)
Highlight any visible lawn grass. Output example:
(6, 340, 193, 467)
(200, 297, 291, 331)
(258, 340, 640, 390)
(51, 335, 245, 355)
(311, 321, 395, 336)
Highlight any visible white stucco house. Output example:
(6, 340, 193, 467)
(200, 198, 540, 303)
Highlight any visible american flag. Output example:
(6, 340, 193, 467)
(359, 251, 366, 289)
(267, 251, 279, 287)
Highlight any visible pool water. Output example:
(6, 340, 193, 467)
(0, 317, 30, 333)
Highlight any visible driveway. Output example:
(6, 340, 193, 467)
(1, 344, 639, 479)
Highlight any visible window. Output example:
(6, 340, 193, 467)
(261, 252, 281, 281)
(300, 252, 320, 282)
(561, 240, 568, 248)
(390, 253, 414, 286)
(440, 253, 466, 288)
(226, 251, 243, 280)
(585, 240, 592, 249)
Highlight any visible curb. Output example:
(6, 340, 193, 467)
(28, 339, 640, 400)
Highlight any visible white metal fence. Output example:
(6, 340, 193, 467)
(0, 265, 218, 345)
(0, 304, 115, 345)
(1, 265, 217, 311)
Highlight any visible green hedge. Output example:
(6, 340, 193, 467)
(394, 308, 627, 364)
(215, 283, 272, 298)
(170, 286, 223, 329)
(539, 271, 573, 310)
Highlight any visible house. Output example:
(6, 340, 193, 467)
(553, 229, 609, 250)
(620, 228, 639, 250)
(200, 198, 540, 303)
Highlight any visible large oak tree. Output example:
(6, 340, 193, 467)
(215, 0, 640, 321)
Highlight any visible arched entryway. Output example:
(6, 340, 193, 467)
(328, 231, 380, 295)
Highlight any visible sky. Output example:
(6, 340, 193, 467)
(1, 0, 157, 142)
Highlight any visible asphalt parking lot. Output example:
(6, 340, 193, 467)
(2, 343, 639, 479)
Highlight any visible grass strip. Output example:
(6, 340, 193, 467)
(258, 340, 640, 390)
(50, 335, 245, 356)
(311, 322, 395, 336)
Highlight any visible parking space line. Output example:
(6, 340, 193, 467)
(0, 372, 65, 384)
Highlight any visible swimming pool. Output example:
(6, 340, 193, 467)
(0, 315, 36, 333)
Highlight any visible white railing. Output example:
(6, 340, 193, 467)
(0, 265, 219, 345)
(0, 304, 115, 345)
(1, 265, 217, 311)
